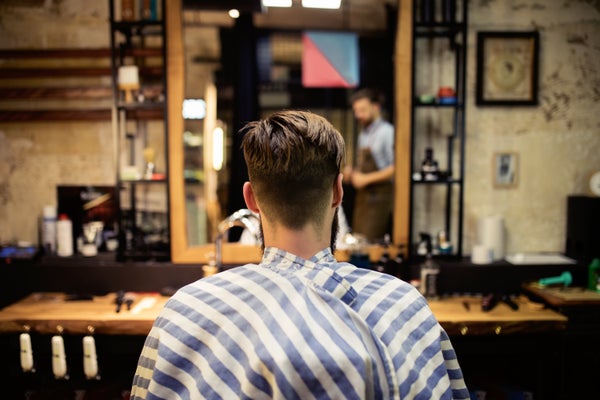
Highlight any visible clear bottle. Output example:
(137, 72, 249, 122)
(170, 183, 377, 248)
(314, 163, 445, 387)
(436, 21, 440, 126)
(41, 205, 57, 255)
(56, 214, 74, 257)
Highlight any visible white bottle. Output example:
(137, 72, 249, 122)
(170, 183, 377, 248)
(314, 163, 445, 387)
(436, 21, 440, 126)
(56, 214, 74, 257)
(42, 205, 57, 254)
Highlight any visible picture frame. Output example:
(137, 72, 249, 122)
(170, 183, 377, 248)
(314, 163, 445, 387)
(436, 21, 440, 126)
(493, 152, 518, 188)
(476, 31, 539, 106)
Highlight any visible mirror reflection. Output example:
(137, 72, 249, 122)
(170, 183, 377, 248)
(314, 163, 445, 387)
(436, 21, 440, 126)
(180, 2, 397, 253)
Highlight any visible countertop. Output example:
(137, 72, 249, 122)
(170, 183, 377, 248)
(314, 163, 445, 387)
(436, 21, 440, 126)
(0, 292, 567, 336)
(0, 292, 169, 336)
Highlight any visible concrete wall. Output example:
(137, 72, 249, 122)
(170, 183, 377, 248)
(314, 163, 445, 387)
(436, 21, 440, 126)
(1, 0, 599, 257)
(463, 0, 600, 255)
(0, 1, 113, 244)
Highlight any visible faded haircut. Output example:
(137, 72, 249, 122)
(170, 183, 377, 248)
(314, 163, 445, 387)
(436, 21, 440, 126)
(241, 110, 345, 230)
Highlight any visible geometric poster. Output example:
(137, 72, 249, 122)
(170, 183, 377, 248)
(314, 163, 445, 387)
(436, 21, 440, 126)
(302, 31, 359, 88)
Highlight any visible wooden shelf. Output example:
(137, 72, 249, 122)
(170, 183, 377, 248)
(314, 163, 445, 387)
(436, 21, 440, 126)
(0, 48, 163, 122)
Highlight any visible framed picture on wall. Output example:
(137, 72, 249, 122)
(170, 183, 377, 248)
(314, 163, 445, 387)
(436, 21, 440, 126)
(493, 152, 518, 188)
(476, 31, 539, 106)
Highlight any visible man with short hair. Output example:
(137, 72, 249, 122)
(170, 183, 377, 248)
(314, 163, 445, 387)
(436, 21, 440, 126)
(346, 88, 395, 241)
(130, 110, 468, 399)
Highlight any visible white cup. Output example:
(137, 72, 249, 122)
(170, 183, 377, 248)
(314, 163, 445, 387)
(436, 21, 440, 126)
(471, 245, 493, 264)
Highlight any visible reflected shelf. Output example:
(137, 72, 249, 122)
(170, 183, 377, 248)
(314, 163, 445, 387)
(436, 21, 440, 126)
(411, 178, 462, 185)
(111, 20, 163, 36)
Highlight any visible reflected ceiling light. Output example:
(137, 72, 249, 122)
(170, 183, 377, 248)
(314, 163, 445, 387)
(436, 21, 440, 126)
(212, 126, 224, 171)
(302, 0, 341, 8)
(261, 0, 292, 7)
(182, 99, 206, 120)
(228, 9, 240, 18)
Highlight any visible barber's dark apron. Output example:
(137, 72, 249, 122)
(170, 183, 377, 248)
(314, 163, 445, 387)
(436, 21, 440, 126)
(351, 147, 393, 241)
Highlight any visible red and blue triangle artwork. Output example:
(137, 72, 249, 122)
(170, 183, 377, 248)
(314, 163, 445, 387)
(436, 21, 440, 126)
(302, 31, 359, 88)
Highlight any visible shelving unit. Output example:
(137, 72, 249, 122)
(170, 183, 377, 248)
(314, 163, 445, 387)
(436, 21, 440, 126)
(408, 0, 467, 258)
(109, 0, 170, 261)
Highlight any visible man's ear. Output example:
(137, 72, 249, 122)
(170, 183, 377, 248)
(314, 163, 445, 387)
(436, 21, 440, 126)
(243, 181, 260, 214)
(332, 173, 344, 208)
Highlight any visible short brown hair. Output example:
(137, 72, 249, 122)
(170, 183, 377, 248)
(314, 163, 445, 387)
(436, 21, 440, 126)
(350, 88, 385, 106)
(241, 110, 345, 230)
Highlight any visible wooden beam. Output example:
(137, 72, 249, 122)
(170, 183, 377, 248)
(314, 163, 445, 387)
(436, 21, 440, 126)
(0, 109, 111, 122)
(0, 66, 163, 79)
(0, 48, 162, 59)
(0, 108, 163, 122)
(0, 86, 113, 99)
(393, 0, 413, 251)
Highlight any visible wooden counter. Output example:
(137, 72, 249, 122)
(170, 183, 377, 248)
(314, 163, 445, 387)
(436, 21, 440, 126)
(522, 282, 600, 308)
(428, 295, 567, 336)
(0, 292, 169, 336)
(0, 292, 567, 337)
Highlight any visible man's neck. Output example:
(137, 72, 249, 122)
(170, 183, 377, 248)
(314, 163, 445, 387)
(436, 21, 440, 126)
(262, 223, 330, 260)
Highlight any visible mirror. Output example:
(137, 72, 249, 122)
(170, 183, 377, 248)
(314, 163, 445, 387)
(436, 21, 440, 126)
(169, 0, 262, 264)
(169, 0, 402, 264)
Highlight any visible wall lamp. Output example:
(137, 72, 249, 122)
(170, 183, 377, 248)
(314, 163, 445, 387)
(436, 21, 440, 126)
(261, 0, 341, 9)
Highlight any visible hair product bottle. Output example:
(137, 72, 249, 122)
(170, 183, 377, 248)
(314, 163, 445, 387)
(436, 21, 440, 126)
(42, 205, 57, 254)
(56, 214, 73, 257)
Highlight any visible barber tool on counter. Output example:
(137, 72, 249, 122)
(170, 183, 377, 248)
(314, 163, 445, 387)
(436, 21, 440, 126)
(114, 290, 135, 313)
(481, 293, 519, 312)
(538, 271, 573, 288)
(51, 326, 69, 380)
(19, 325, 35, 373)
(83, 326, 100, 380)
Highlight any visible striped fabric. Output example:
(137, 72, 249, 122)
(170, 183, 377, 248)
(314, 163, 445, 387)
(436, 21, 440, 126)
(131, 247, 469, 399)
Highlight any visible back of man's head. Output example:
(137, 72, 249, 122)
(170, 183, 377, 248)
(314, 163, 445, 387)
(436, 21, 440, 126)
(241, 110, 345, 230)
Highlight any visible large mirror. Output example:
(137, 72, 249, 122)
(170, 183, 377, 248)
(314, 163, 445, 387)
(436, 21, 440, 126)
(169, 0, 400, 264)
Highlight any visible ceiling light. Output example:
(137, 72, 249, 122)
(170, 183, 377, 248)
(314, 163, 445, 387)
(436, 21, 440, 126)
(262, 0, 292, 7)
(228, 9, 240, 18)
(302, 0, 341, 9)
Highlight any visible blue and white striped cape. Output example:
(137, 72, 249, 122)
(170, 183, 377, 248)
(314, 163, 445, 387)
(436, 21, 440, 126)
(131, 247, 469, 399)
